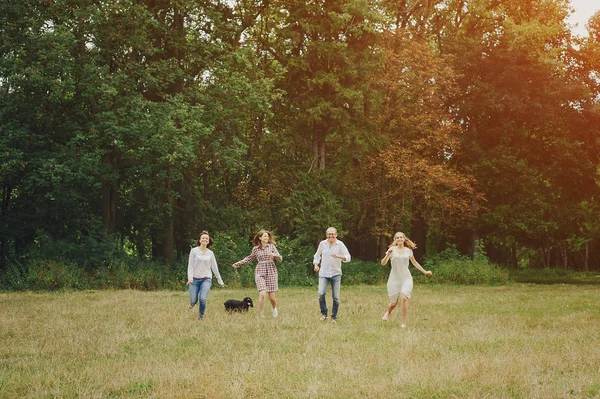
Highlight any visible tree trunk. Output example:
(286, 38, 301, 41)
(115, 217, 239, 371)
(379, 234, 388, 259)
(136, 228, 147, 259)
(411, 209, 427, 263)
(471, 229, 480, 258)
(312, 128, 325, 171)
(541, 246, 549, 269)
(163, 167, 175, 267)
(511, 243, 518, 269)
(560, 243, 568, 269)
(0, 180, 9, 262)
(164, 216, 174, 266)
(100, 143, 120, 234)
(152, 232, 164, 260)
(584, 243, 589, 272)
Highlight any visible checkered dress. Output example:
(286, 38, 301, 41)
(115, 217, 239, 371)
(233, 244, 282, 292)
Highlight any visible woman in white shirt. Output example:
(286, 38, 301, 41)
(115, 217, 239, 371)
(380, 232, 432, 327)
(187, 231, 224, 320)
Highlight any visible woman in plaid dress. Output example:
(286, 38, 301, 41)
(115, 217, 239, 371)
(233, 230, 283, 317)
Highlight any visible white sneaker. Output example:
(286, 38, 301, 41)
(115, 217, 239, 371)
(272, 308, 278, 318)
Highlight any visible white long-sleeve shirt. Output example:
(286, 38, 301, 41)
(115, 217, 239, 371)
(187, 247, 224, 285)
(313, 239, 351, 278)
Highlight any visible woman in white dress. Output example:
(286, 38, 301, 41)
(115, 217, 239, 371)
(380, 232, 432, 327)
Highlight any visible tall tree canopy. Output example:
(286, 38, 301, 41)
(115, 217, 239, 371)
(1, 0, 599, 271)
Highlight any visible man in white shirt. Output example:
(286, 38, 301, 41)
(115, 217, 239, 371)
(313, 227, 351, 321)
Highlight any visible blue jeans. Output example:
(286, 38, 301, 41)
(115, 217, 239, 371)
(318, 274, 341, 319)
(189, 278, 212, 317)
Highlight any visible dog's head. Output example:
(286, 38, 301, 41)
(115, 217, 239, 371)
(243, 297, 254, 308)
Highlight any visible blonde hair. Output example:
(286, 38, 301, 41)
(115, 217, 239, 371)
(390, 232, 417, 250)
(252, 230, 276, 247)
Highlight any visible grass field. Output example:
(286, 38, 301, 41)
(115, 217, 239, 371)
(1, 284, 599, 398)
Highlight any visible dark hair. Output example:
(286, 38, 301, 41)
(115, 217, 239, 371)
(196, 230, 214, 247)
(252, 230, 276, 247)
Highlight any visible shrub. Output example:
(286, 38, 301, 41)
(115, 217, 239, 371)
(421, 245, 509, 285)
(342, 260, 387, 285)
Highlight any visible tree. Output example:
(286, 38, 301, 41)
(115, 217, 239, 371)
(358, 33, 480, 260)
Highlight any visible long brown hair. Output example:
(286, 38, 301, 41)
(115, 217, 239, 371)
(252, 230, 276, 247)
(196, 230, 214, 247)
(390, 232, 417, 250)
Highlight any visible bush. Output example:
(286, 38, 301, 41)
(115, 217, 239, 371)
(0, 236, 511, 291)
(342, 260, 387, 285)
(94, 258, 184, 290)
(421, 245, 510, 285)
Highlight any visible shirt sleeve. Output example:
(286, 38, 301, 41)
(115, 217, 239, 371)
(210, 251, 224, 285)
(234, 246, 257, 268)
(187, 249, 195, 281)
(340, 242, 351, 263)
(271, 244, 283, 263)
(313, 242, 323, 265)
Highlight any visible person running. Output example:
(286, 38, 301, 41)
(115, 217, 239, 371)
(233, 230, 283, 318)
(381, 231, 432, 327)
(313, 227, 351, 322)
(187, 230, 224, 320)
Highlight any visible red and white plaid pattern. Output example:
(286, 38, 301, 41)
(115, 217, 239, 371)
(234, 244, 282, 292)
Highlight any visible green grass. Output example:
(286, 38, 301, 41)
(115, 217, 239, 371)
(1, 285, 599, 398)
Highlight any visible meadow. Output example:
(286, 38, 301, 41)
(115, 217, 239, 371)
(1, 284, 599, 398)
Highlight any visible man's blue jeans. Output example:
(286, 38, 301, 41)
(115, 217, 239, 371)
(189, 278, 212, 317)
(318, 274, 341, 319)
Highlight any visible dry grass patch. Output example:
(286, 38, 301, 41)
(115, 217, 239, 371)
(1, 285, 599, 398)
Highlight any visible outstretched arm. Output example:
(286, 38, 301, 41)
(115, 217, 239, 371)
(409, 256, 432, 276)
(233, 247, 257, 268)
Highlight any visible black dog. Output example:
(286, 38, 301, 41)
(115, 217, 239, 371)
(224, 297, 254, 312)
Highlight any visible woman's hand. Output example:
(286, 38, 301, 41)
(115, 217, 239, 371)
(313, 265, 320, 273)
(232, 264, 239, 269)
(424, 270, 432, 276)
(186, 280, 192, 286)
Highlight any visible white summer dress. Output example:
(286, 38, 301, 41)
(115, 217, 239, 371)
(387, 246, 414, 302)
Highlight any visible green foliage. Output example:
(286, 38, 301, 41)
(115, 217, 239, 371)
(342, 260, 388, 285)
(421, 245, 510, 285)
(2, 0, 600, 278)
(282, 173, 348, 243)
(94, 259, 185, 290)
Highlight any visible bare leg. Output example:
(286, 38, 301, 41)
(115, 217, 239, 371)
(400, 295, 409, 327)
(258, 291, 267, 316)
(382, 298, 399, 321)
(387, 299, 399, 315)
(268, 292, 277, 309)
(268, 292, 278, 317)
